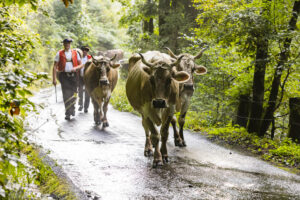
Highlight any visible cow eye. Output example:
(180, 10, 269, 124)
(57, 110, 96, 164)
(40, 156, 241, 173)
(166, 77, 171, 85)
(106, 66, 111, 72)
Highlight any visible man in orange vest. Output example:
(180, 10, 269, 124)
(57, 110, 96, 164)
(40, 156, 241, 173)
(78, 46, 92, 113)
(52, 38, 83, 120)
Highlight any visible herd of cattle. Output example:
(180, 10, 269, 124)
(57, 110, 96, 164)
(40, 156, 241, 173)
(81, 48, 207, 167)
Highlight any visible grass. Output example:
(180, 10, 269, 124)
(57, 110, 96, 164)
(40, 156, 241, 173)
(24, 145, 76, 199)
(110, 78, 139, 115)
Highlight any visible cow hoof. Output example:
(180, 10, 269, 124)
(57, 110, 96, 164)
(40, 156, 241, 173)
(152, 160, 163, 168)
(103, 122, 109, 128)
(163, 156, 168, 164)
(174, 139, 184, 147)
(182, 141, 187, 147)
(144, 149, 153, 157)
(95, 121, 101, 125)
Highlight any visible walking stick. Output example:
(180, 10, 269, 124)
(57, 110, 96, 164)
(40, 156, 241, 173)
(55, 84, 57, 103)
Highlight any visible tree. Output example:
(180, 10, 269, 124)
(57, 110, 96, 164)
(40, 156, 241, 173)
(259, 1, 300, 136)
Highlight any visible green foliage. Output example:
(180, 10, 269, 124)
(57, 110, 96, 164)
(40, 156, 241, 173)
(117, 0, 198, 52)
(110, 79, 139, 115)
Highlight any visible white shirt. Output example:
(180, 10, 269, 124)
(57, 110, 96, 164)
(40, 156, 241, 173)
(54, 49, 81, 72)
(80, 56, 89, 77)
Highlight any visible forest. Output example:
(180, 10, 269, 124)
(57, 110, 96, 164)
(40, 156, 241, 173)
(0, 0, 299, 198)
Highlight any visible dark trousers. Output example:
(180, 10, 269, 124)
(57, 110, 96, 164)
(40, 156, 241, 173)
(58, 72, 77, 116)
(78, 76, 90, 110)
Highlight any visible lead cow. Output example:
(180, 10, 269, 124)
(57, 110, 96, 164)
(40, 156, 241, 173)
(84, 55, 120, 126)
(126, 51, 190, 167)
(165, 47, 207, 147)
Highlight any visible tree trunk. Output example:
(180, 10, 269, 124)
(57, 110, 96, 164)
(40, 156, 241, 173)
(259, 1, 300, 136)
(159, 0, 171, 37)
(148, 18, 154, 34)
(288, 98, 300, 143)
(235, 94, 250, 128)
(143, 18, 153, 34)
(183, 0, 198, 25)
(247, 38, 268, 134)
(159, 0, 179, 51)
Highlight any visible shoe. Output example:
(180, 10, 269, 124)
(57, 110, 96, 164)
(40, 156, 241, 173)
(78, 106, 83, 111)
(65, 115, 70, 120)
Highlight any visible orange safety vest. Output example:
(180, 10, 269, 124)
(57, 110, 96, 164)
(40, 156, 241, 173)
(57, 49, 81, 72)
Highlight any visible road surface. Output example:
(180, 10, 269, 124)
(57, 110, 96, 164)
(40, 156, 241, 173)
(26, 87, 300, 200)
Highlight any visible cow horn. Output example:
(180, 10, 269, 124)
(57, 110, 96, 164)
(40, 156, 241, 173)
(194, 46, 208, 60)
(171, 55, 184, 67)
(164, 47, 178, 59)
(110, 54, 117, 61)
(139, 53, 154, 68)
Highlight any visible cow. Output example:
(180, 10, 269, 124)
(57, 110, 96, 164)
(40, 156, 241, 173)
(126, 51, 190, 167)
(84, 54, 120, 126)
(98, 49, 124, 61)
(165, 47, 207, 147)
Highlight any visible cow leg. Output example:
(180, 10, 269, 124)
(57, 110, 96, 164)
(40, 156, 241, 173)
(98, 100, 104, 124)
(142, 116, 153, 157)
(171, 117, 184, 147)
(160, 110, 173, 164)
(145, 118, 162, 167)
(178, 112, 187, 147)
(102, 98, 110, 128)
(178, 97, 191, 147)
(92, 99, 101, 125)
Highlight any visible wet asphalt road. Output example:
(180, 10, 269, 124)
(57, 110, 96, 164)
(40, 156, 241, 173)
(26, 87, 300, 200)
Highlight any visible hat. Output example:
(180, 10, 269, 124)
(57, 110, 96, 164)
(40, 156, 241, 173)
(62, 38, 73, 43)
(81, 46, 90, 51)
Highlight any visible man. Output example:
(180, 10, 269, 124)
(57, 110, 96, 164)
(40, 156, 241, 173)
(78, 46, 92, 113)
(52, 38, 83, 120)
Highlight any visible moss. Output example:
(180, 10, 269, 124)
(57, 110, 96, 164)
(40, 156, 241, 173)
(23, 145, 76, 200)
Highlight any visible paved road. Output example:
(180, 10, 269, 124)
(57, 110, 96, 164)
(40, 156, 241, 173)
(27, 87, 300, 200)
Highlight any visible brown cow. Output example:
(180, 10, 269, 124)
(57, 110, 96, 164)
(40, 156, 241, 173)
(165, 47, 207, 147)
(84, 55, 120, 126)
(126, 51, 190, 167)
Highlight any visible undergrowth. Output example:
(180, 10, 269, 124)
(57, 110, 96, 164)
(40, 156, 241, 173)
(110, 78, 139, 115)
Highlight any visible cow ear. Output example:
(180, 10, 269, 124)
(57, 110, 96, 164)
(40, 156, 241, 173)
(173, 71, 190, 83)
(142, 66, 151, 75)
(194, 65, 207, 75)
(110, 63, 120, 69)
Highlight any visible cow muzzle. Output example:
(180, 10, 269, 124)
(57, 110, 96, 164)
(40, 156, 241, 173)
(184, 83, 194, 91)
(152, 99, 167, 108)
(99, 79, 109, 85)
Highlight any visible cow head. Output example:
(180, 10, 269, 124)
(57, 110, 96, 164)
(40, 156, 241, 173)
(91, 54, 120, 86)
(165, 47, 207, 92)
(139, 53, 190, 109)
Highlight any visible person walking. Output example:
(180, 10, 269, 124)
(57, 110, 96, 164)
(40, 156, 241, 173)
(52, 38, 83, 120)
(78, 46, 92, 113)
